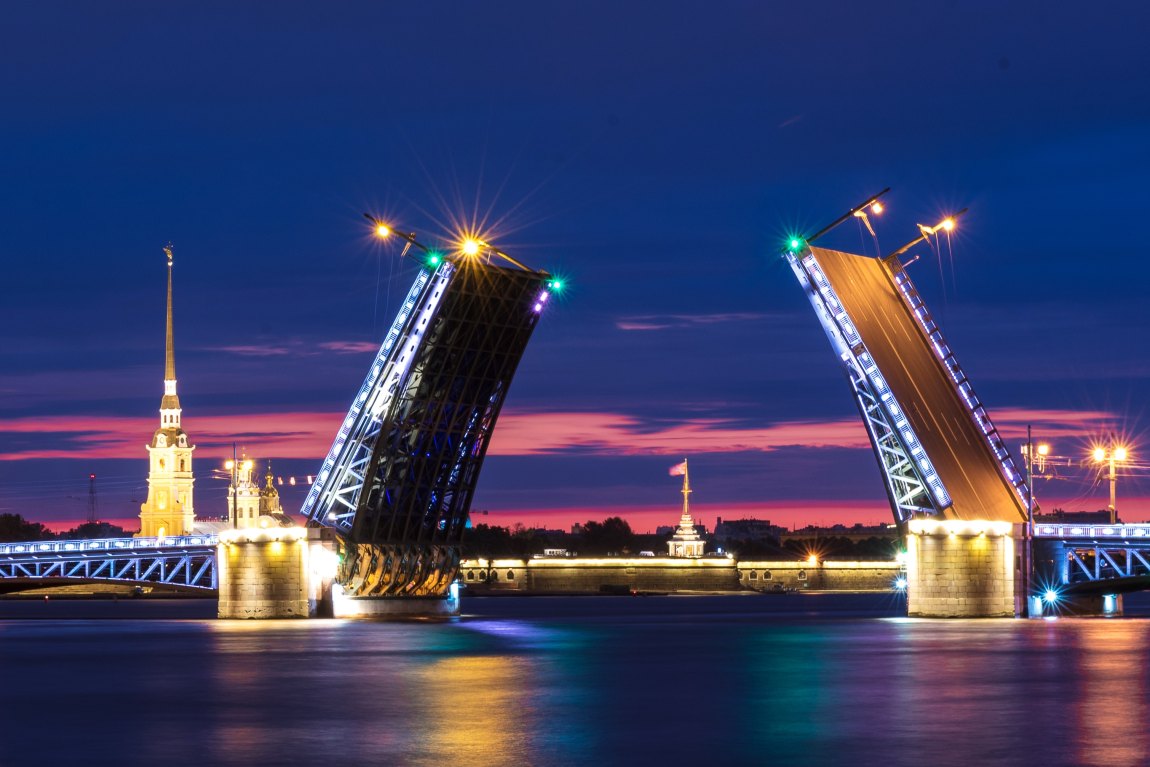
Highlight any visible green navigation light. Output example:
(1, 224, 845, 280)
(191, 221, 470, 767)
(427, 252, 442, 267)
(788, 237, 803, 251)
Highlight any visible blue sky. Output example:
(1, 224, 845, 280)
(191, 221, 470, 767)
(2, 2, 1149, 531)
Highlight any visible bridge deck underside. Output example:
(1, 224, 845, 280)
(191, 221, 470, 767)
(811, 246, 1024, 523)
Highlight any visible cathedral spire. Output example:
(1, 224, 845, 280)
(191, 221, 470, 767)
(161, 245, 181, 414)
(165, 244, 176, 382)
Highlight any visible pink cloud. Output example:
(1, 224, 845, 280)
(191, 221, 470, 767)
(208, 339, 379, 357)
(318, 341, 379, 354)
(0, 405, 1126, 467)
(478, 499, 897, 533)
(488, 411, 871, 456)
(0, 412, 342, 461)
(615, 312, 768, 331)
(211, 345, 295, 357)
(990, 407, 1120, 440)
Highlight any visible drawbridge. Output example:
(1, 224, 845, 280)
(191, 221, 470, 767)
(784, 192, 1028, 526)
(786, 191, 1150, 600)
(0, 225, 554, 601)
(299, 226, 556, 598)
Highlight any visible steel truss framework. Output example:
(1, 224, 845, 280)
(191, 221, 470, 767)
(785, 249, 943, 523)
(303, 258, 550, 597)
(1035, 524, 1150, 587)
(0, 535, 217, 591)
(845, 359, 936, 521)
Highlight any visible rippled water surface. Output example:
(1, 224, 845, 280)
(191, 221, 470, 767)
(2, 593, 1149, 766)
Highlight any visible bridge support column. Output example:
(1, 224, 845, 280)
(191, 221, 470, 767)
(218, 526, 338, 619)
(1030, 592, 1123, 617)
(905, 520, 1020, 617)
(331, 585, 461, 619)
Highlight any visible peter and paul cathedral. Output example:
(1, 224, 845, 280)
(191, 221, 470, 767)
(137, 246, 196, 537)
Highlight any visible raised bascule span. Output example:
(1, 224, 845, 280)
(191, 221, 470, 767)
(785, 203, 1028, 526)
(0, 228, 556, 611)
(299, 230, 556, 600)
(786, 192, 1150, 615)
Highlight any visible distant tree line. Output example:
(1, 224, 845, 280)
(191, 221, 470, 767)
(781, 536, 900, 561)
(0, 513, 129, 543)
(463, 517, 643, 558)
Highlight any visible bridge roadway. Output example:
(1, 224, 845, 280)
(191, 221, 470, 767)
(1034, 523, 1150, 593)
(0, 534, 217, 591)
(1, 524, 1150, 594)
(809, 246, 1025, 523)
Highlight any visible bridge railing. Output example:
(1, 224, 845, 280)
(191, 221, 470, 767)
(1034, 524, 1150, 540)
(0, 535, 219, 590)
(0, 534, 218, 556)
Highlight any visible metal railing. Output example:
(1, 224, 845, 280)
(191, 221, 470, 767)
(0, 535, 218, 590)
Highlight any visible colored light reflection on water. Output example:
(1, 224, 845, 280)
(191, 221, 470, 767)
(1, 594, 1149, 766)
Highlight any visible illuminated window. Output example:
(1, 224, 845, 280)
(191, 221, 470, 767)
(466, 571, 474, 581)
(179, 459, 185, 471)
(491, 571, 499, 582)
(506, 570, 516, 581)
(763, 571, 772, 580)
(797, 570, 807, 581)
(748, 570, 757, 580)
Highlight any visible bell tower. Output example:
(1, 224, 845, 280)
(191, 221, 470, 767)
(138, 245, 196, 537)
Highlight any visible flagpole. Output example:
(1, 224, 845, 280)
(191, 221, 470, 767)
(681, 458, 691, 520)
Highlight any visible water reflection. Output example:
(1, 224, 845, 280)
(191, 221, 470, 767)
(410, 655, 536, 765)
(1072, 621, 1150, 767)
(4, 596, 1150, 766)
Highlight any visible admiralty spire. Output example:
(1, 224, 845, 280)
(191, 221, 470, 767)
(137, 245, 196, 538)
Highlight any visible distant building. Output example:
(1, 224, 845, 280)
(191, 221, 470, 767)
(781, 523, 897, 545)
(225, 456, 260, 528)
(715, 517, 781, 544)
(1035, 509, 1115, 525)
(667, 459, 705, 558)
(259, 464, 285, 517)
(217, 460, 291, 530)
(137, 247, 195, 538)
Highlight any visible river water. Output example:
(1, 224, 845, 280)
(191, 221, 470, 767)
(2, 593, 1149, 767)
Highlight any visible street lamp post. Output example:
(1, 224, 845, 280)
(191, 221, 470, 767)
(1093, 439, 1129, 525)
(1022, 431, 1050, 617)
(225, 443, 238, 529)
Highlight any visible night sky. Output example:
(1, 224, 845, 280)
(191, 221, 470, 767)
(3, 3, 1149, 533)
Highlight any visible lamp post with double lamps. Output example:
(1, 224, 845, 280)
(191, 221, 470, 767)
(1092, 441, 1129, 525)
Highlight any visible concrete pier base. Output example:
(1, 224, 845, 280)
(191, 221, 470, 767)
(1029, 592, 1123, 618)
(905, 519, 1020, 618)
(332, 585, 461, 619)
(218, 525, 338, 619)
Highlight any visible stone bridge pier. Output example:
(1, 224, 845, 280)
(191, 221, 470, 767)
(904, 519, 1020, 618)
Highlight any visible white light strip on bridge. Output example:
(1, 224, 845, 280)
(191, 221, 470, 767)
(907, 519, 1014, 537)
(301, 263, 454, 522)
(1034, 524, 1150, 539)
(0, 535, 218, 556)
(791, 251, 951, 509)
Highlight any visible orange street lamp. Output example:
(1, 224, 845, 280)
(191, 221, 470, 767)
(1092, 439, 1130, 524)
